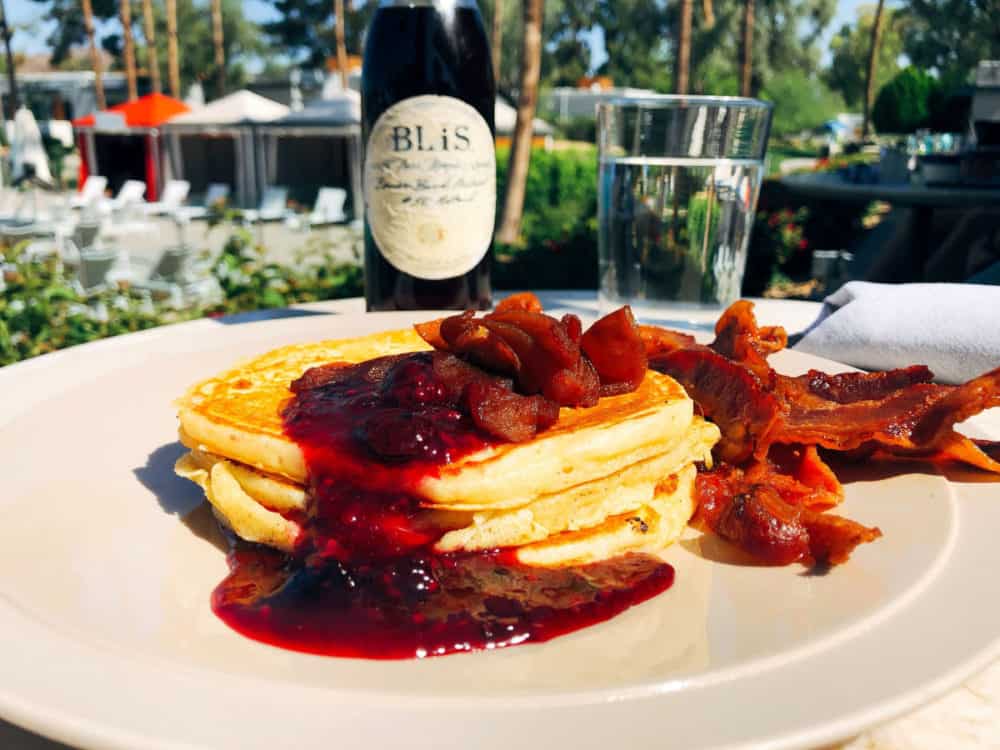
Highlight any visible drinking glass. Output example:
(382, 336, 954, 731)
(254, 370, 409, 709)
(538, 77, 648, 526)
(597, 96, 773, 319)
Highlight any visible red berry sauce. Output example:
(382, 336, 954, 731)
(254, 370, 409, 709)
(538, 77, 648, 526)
(211, 352, 675, 659)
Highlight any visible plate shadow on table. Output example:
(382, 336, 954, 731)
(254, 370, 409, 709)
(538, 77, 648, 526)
(211, 307, 332, 326)
(547, 299, 717, 332)
(133, 441, 228, 553)
(0, 720, 74, 750)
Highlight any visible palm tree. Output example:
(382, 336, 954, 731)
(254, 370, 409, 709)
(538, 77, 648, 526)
(120, 0, 138, 101)
(862, 0, 886, 138)
(333, 0, 349, 90)
(675, 0, 692, 94)
(141, 0, 162, 94)
(740, 0, 754, 97)
(491, 0, 503, 80)
(81, 0, 106, 110)
(211, 0, 225, 97)
(495, 0, 543, 245)
(0, 0, 19, 115)
(165, 0, 181, 98)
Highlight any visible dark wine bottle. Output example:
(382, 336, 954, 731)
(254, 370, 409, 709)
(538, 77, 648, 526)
(362, 0, 496, 312)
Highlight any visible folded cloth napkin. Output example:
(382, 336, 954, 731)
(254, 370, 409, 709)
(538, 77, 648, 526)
(793, 281, 1000, 384)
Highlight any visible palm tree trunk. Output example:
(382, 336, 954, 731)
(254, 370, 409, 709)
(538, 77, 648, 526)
(81, 0, 106, 110)
(675, 0, 692, 95)
(0, 0, 19, 115)
(333, 0, 349, 90)
(211, 0, 225, 97)
(862, 0, 886, 138)
(141, 0, 161, 94)
(120, 0, 138, 100)
(740, 0, 754, 97)
(495, 0, 543, 245)
(165, 0, 181, 98)
(491, 0, 503, 80)
(701, 0, 714, 29)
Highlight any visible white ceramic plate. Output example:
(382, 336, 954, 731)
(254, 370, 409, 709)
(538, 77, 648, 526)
(1, 310, 999, 750)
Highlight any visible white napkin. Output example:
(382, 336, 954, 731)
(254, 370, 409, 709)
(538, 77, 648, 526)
(793, 282, 1000, 384)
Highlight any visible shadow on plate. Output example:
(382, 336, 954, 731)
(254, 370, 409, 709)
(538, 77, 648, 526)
(825, 454, 1000, 486)
(133, 441, 229, 554)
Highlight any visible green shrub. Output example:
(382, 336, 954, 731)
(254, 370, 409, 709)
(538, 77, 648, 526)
(554, 116, 596, 143)
(0, 231, 363, 367)
(209, 229, 362, 314)
(0, 245, 170, 366)
(760, 71, 846, 136)
(872, 67, 939, 134)
(494, 145, 599, 289)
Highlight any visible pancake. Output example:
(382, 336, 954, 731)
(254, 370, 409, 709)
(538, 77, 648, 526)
(177, 329, 699, 509)
(175, 326, 720, 566)
(174, 448, 700, 566)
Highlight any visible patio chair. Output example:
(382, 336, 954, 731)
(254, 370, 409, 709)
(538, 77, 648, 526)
(69, 176, 108, 210)
(71, 220, 102, 252)
(181, 183, 232, 221)
(241, 186, 289, 224)
(307, 187, 349, 227)
(107, 180, 147, 212)
(144, 180, 191, 216)
(77, 247, 119, 293)
(132, 244, 223, 309)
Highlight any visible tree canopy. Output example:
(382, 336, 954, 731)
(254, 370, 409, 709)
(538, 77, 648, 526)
(825, 4, 906, 110)
(17, 0, 1000, 135)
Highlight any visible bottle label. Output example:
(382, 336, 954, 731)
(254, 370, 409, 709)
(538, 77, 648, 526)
(364, 95, 495, 280)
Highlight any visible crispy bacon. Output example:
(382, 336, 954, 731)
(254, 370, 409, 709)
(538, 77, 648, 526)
(711, 299, 786, 382)
(792, 366, 934, 404)
(647, 298, 998, 566)
(651, 347, 782, 463)
(649, 301, 1000, 473)
(694, 459, 881, 566)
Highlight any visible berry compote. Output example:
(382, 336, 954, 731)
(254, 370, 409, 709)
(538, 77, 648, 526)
(210, 351, 675, 659)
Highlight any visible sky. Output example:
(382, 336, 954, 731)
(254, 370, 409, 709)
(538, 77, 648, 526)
(5, 0, 870, 64)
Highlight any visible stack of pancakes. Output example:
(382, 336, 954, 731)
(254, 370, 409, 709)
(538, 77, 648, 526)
(175, 328, 719, 566)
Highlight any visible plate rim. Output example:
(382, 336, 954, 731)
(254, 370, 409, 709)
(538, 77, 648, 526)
(1, 308, 999, 750)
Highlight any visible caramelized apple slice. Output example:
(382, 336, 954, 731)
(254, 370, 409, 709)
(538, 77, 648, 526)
(580, 306, 647, 395)
(464, 381, 560, 442)
(494, 292, 544, 313)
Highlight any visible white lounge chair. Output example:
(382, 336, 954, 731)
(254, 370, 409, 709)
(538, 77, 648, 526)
(108, 180, 147, 212)
(144, 179, 191, 216)
(242, 186, 289, 224)
(131, 244, 223, 308)
(69, 176, 108, 210)
(181, 183, 231, 221)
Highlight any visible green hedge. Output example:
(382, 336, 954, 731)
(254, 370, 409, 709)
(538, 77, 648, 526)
(0, 234, 362, 367)
(493, 146, 599, 289)
(872, 67, 938, 135)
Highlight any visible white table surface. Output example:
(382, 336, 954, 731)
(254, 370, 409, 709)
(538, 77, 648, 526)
(3, 292, 998, 750)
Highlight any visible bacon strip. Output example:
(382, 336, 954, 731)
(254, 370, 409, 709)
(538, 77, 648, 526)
(694, 460, 881, 566)
(647, 299, 998, 567)
(649, 302, 1000, 473)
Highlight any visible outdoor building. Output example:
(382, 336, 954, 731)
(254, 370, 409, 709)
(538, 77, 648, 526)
(253, 90, 363, 219)
(72, 93, 190, 200)
(0, 70, 149, 123)
(164, 90, 289, 208)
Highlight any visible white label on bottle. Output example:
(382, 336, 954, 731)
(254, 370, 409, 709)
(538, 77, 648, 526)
(364, 95, 496, 280)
